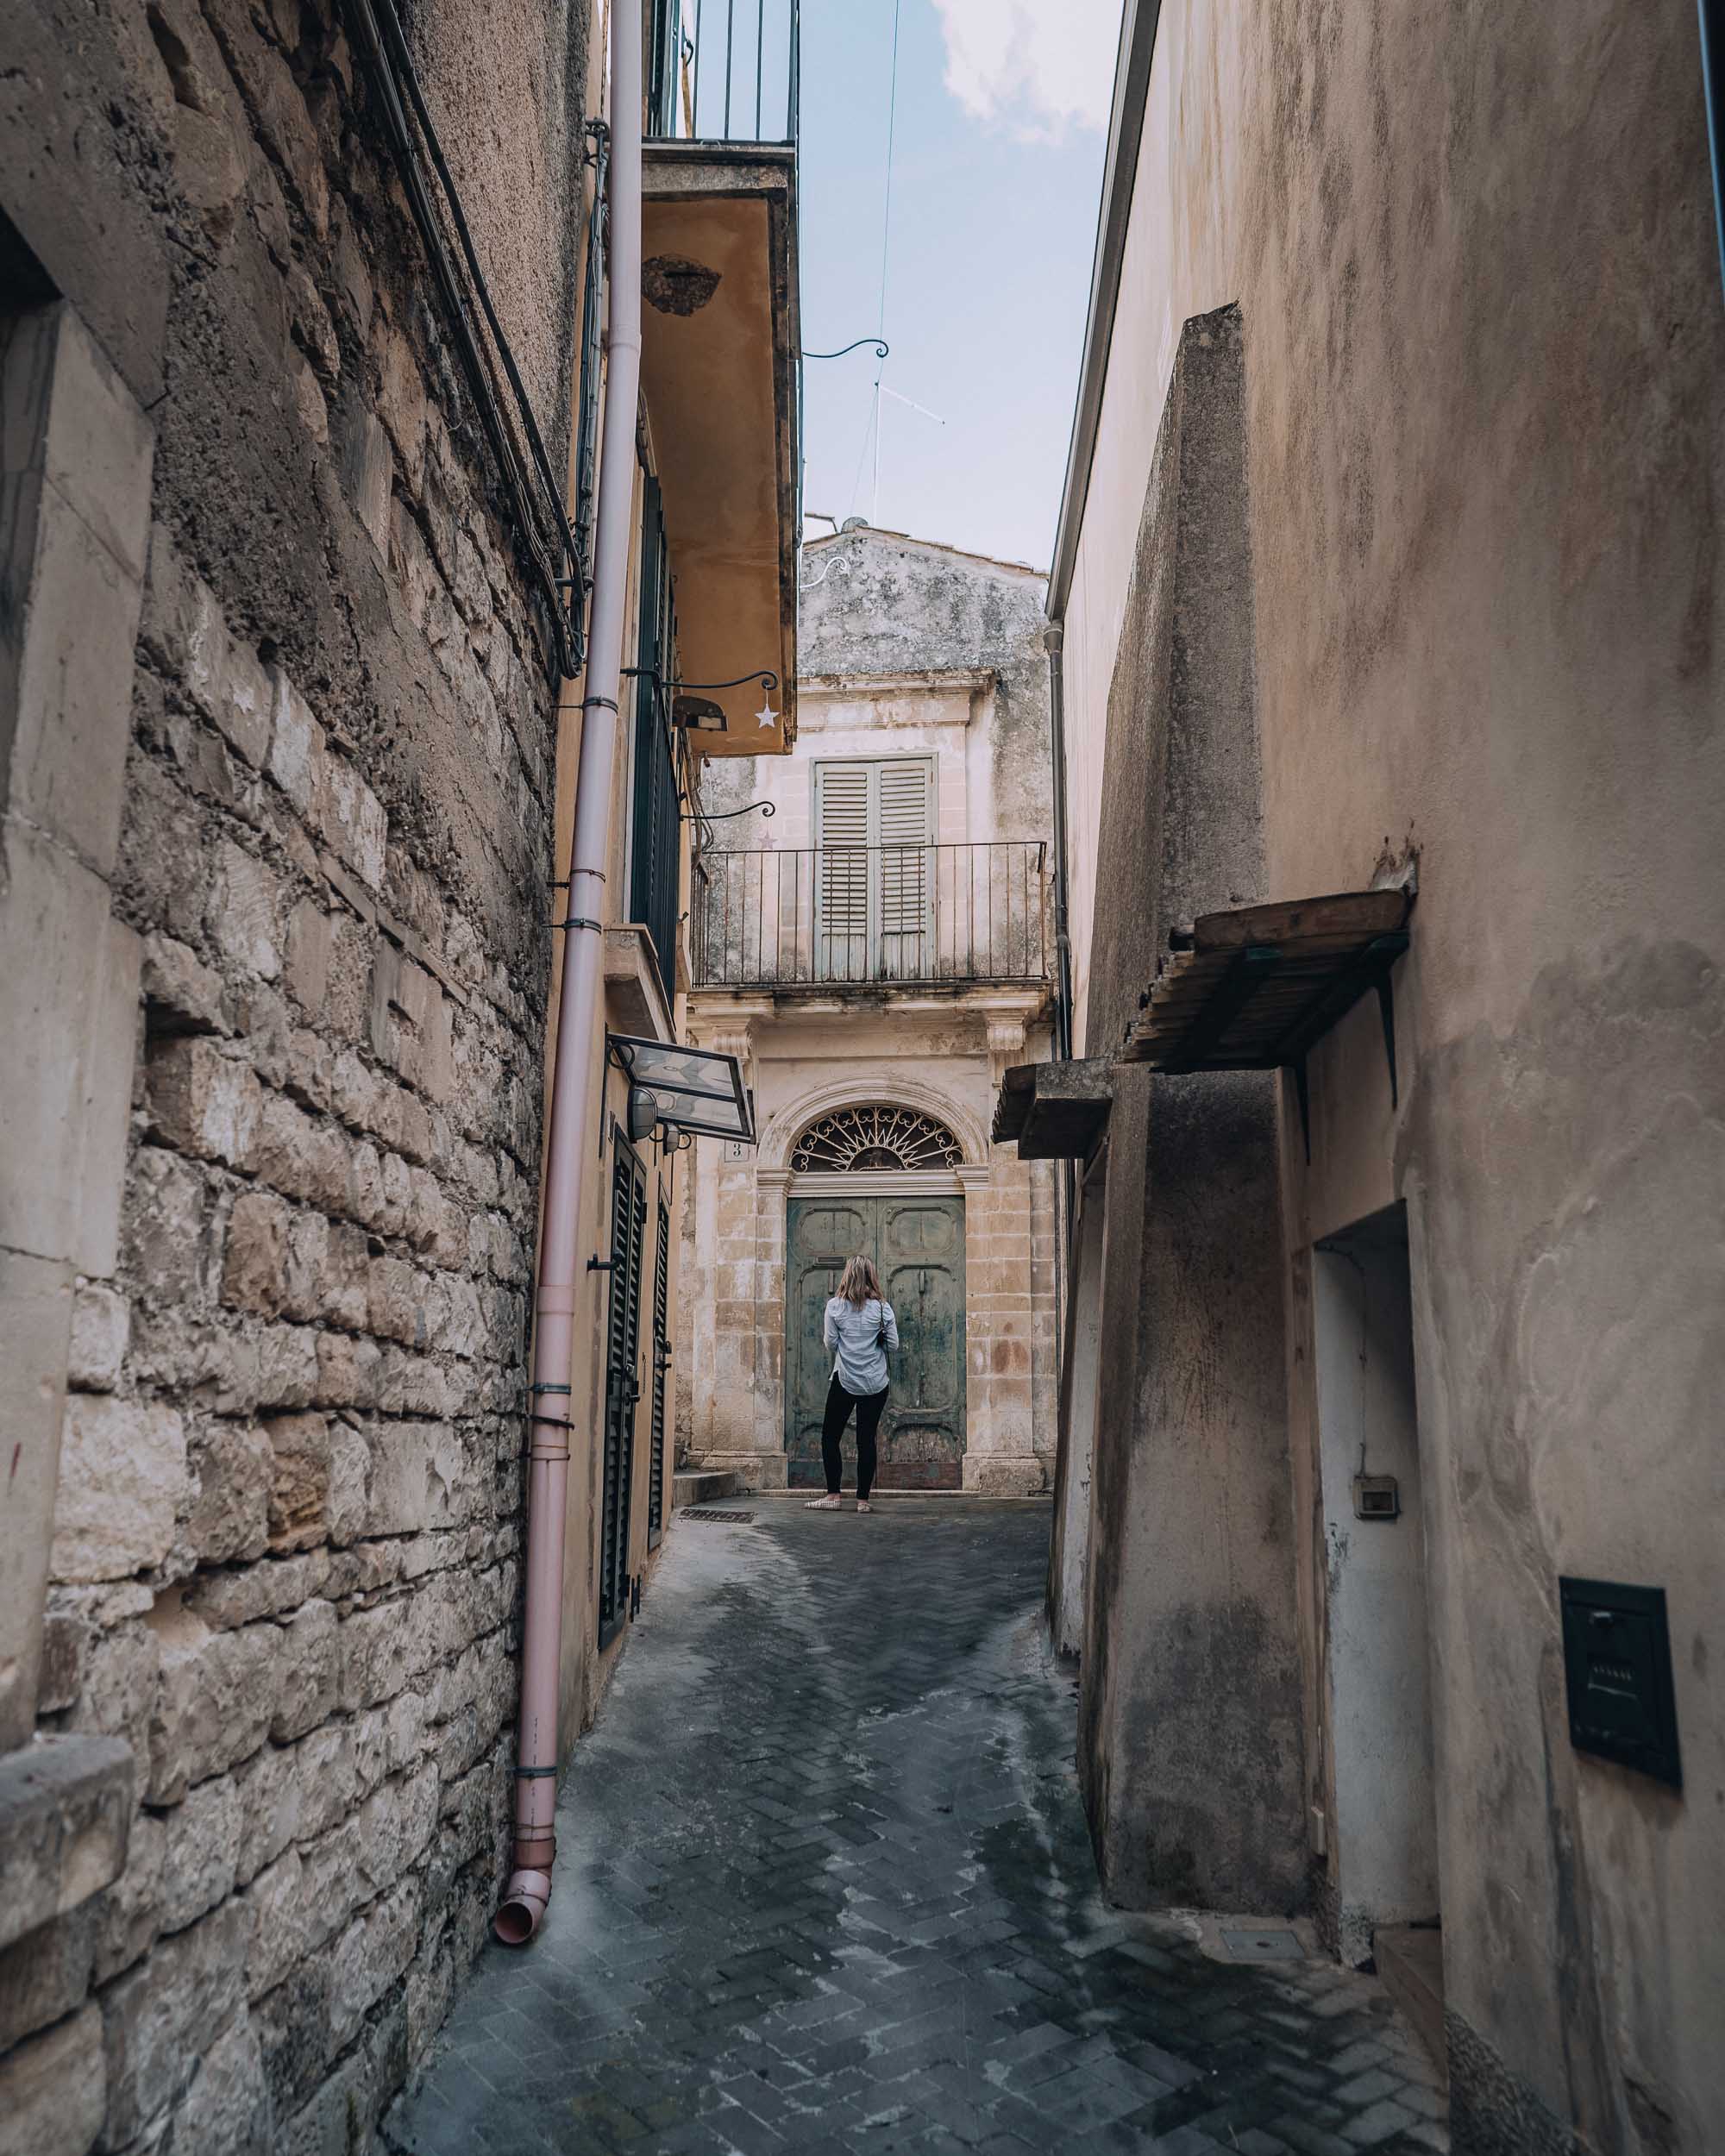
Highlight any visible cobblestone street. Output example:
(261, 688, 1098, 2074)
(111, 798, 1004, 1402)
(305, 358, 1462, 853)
(386, 1501, 1446, 2155)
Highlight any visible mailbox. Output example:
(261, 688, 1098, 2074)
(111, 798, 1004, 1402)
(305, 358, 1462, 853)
(1559, 1578, 1681, 1789)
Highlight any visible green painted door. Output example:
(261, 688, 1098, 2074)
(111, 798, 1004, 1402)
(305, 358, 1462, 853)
(785, 1192, 965, 1489)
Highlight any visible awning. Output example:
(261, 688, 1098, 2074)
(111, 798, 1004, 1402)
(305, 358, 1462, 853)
(1121, 887, 1412, 1154)
(988, 888, 1413, 1165)
(608, 1035, 756, 1143)
(992, 1058, 1113, 1160)
(640, 144, 800, 753)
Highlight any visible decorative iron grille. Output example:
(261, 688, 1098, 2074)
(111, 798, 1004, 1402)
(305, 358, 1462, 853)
(790, 1106, 963, 1174)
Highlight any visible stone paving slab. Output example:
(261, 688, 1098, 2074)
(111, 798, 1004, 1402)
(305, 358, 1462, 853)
(385, 1500, 1446, 2155)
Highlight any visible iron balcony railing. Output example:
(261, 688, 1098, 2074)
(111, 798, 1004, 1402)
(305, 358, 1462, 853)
(693, 842, 1051, 990)
(649, 0, 800, 146)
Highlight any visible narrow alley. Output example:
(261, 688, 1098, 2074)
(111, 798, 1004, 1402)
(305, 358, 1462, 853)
(386, 1502, 1446, 2156)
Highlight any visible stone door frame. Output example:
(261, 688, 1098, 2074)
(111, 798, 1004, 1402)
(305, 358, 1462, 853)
(687, 1035, 1053, 1497)
(782, 1178, 968, 1488)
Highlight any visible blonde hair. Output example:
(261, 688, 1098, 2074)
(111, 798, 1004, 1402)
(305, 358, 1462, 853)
(837, 1254, 882, 1306)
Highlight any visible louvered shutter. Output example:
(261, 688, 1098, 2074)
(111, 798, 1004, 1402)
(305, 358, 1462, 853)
(647, 1198, 670, 1548)
(599, 1138, 648, 1646)
(815, 761, 872, 979)
(876, 761, 933, 975)
(813, 759, 935, 981)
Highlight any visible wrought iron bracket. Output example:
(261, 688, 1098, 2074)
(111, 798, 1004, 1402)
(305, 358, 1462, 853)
(623, 667, 779, 693)
(802, 336, 890, 360)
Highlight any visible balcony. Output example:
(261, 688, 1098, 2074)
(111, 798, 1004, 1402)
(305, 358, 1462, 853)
(649, 1, 800, 147)
(639, 0, 800, 755)
(693, 843, 1051, 992)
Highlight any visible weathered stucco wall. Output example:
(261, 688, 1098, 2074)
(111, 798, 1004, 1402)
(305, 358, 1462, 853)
(1061, 3, 1725, 2147)
(688, 528, 1060, 1499)
(0, 0, 588, 2146)
(707, 524, 1051, 837)
(1077, 307, 1307, 1914)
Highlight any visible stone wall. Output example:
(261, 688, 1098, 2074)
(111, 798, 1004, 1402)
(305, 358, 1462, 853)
(0, 0, 588, 2147)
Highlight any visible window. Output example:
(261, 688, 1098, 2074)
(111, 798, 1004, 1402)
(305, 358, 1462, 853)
(630, 475, 681, 1005)
(813, 757, 935, 981)
(569, 142, 606, 648)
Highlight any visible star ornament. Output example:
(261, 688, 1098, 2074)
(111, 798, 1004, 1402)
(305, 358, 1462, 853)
(756, 697, 777, 730)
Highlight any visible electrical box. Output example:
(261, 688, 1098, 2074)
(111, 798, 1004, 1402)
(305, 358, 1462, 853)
(1559, 1578, 1681, 1789)
(1352, 1473, 1401, 1520)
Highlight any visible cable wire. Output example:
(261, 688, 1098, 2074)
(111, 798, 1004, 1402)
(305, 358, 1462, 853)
(844, 0, 903, 524)
(344, 0, 586, 678)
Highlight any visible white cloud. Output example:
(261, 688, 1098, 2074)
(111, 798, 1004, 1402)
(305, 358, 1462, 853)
(931, 0, 1121, 141)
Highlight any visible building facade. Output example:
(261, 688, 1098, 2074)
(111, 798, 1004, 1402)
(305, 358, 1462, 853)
(1019, 7, 1725, 2155)
(0, 0, 796, 2147)
(681, 525, 1059, 1497)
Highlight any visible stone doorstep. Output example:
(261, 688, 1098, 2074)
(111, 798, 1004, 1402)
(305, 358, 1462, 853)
(0, 1733, 134, 1953)
(748, 1489, 1054, 1505)
(674, 1469, 747, 1507)
(1375, 1923, 1446, 2076)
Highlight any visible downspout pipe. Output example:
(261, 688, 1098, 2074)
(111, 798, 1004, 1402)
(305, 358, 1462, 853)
(495, 0, 643, 1947)
(1045, 621, 1077, 1361)
(1044, 623, 1074, 1067)
(1701, 0, 1725, 299)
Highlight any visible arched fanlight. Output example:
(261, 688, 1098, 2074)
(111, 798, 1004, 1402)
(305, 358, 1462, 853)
(789, 1106, 963, 1174)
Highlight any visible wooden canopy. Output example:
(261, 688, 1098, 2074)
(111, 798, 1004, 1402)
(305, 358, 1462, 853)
(1120, 889, 1411, 1075)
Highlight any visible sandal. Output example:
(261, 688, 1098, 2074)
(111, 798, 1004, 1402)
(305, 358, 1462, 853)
(804, 1495, 842, 1509)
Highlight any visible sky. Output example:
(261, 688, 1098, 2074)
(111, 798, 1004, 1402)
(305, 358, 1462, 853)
(795, 0, 1121, 573)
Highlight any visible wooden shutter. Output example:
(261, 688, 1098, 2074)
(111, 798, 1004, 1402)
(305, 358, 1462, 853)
(599, 1136, 648, 1646)
(876, 761, 933, 949)
(813, 758, 934, 981)
(647, 1197, 671, 1548)
(814, 761, 871, 978)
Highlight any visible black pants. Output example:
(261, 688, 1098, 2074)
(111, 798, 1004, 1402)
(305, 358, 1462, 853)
(822, 1373, 888, 1499)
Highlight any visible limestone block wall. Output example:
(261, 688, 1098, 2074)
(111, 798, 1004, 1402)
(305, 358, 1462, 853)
(0, 0, 588, 2147)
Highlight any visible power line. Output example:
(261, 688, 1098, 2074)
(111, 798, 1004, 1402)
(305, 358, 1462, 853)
(877, 0, 901, 342)
(846, 0, 902, 523)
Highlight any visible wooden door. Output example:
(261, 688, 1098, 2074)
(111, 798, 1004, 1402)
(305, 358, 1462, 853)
(784, 1192, 965, 1489)
(877, 1192, 965, 1486)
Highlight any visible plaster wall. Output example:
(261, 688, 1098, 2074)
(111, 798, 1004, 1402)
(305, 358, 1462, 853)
(1046, 1169, 1105, 1658)
(1059, 3, 1725, 2146)
(1074, 303, 1308, 1913)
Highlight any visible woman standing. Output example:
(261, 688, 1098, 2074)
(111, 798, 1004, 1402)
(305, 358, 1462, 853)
(806, 1255, 899, 1513)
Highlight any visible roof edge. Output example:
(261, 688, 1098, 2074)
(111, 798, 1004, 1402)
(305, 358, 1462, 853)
(1045, 0, 1163, 621)
(801, 525, 1046, 580)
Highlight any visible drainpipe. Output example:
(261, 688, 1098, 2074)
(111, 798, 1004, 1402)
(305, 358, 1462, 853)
(1701, 0, 1725, 298)
(1044, 619, 1077, 1390)
(495, 0, 643, 1947)
(1044, 622, 1074, 1066)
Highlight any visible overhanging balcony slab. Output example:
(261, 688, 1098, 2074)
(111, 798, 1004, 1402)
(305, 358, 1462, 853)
(993, 1058, 1114, 1159)
(604, 925, 675, 1044)
(641, 143, 799, 755)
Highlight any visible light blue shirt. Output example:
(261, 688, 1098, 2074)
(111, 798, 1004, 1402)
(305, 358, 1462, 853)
(824, 1295, 898, 1396)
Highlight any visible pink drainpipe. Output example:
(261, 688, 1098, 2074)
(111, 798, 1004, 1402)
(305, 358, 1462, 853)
(494, 0, 643, 1947)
